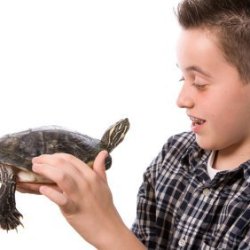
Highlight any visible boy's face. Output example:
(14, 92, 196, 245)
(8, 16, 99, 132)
(176, 28, 250, 151)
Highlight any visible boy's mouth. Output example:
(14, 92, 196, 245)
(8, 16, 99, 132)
(189, 116, 206, 126)
(189, 116, 206, 133)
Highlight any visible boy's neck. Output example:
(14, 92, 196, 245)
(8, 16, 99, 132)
(213, 146, 250, 171)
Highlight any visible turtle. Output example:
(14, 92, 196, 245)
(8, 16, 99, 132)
(0, 118, 130, 231)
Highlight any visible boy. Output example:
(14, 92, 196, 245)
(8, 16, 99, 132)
(17, 0, 250, 249)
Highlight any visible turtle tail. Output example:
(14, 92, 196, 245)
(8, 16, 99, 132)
(0, 165, 23, 231)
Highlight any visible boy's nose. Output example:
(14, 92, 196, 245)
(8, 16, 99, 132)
(176, 83, 194, 109)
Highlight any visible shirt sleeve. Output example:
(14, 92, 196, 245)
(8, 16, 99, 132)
(131, 142, 168, 249)
(238, 227, 250, 249)
(131, 134, 186, 248)
(131, 167, 158, 249)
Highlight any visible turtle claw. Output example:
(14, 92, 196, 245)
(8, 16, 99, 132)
(0, 209, 23, 231)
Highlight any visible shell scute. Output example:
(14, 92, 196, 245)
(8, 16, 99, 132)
(0, 127, 101, 172)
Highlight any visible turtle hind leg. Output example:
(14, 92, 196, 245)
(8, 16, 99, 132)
(0, 200, 23, 231)
(0, 210, 23, 231)
(0, 165, 23, 231)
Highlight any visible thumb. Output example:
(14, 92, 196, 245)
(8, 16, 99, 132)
(93, 150, 108, 182)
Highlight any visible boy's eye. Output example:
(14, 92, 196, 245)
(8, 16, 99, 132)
(193, 82, 206, 90)
(178, 76, 208, 90)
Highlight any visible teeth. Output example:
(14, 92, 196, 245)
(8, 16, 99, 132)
(190, 116, 205, 125)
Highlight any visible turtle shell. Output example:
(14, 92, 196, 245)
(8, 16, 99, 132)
(0, 126, 111, 183)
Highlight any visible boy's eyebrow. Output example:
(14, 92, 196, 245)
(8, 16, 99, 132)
(176, 64, 212, 78)
(186, 66, 212, 77)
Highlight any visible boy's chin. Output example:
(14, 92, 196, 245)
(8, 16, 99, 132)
(195, 135, 217, 151)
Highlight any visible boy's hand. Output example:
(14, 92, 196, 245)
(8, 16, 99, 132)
(17, 151, 145, 250)
(21, 151, 122, 248)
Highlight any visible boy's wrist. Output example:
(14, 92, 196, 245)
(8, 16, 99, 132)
(98, 225, 146, 250)
(95, 209, 146, 250)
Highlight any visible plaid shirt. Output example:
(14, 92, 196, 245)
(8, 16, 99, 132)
(132, 132, 250, 249)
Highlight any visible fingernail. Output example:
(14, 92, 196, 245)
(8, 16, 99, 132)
(32, 163, 39, 172)
(32, 157, 38, 163)
(102, 150, 109, 157)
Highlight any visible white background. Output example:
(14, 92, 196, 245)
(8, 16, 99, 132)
(0, 1, 189, 249)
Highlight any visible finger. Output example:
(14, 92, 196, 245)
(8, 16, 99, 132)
(39, 185, 68, 207)
(32, 163, 79, 195)
(93, 151, 108, 182)
(57, 153, 93, 174)
(17, 181, 62, 193)
(32, 154, 51, 164)
(33, 153, 91, 175)
(16, 183, 42, 194)
(39, 186, 77, 215)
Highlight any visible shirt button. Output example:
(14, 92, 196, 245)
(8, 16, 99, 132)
(178, 238, 186, 247)
(203, 188, 210, 196)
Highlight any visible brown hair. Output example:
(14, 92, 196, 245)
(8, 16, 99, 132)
(176, 0, 250, 83)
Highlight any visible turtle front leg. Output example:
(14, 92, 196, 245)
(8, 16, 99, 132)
(0, 165, 23, 231)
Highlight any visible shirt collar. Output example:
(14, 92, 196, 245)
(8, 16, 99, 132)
(181, 136, 250, 182)
(180, 139, 210, 170)
(241, 161, 250, 183)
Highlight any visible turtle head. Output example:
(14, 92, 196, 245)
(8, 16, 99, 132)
(100, 118, 130, 152)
